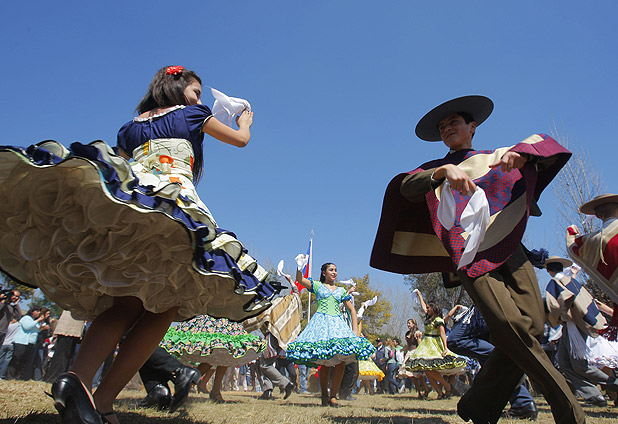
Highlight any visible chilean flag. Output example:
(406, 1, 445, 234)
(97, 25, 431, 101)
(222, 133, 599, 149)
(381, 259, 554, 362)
(295, 239, 312, 292)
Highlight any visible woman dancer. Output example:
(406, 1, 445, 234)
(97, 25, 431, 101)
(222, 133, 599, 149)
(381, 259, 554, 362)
(0, 66, 278, 424)
(286, 261, 374, 407)
(405, 290, 466, 399)
(160, 314, 265, 403)
(400, 318, 430, 398)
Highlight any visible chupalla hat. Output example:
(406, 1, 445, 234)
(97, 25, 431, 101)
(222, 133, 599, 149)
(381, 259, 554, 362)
(544, 256, 573, 268)
(579, 193, 618, 215)
(415, 95, 494, 141)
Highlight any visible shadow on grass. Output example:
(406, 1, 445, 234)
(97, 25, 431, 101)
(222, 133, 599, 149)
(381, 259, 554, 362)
(0, 413, 58, 424)
(0, 411, 201, 424)
(581, 407, 618, 419)
(330, 416, 450, 424)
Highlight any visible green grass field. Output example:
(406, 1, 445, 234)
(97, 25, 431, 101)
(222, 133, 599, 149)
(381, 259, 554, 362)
(1, 380, 617, 424)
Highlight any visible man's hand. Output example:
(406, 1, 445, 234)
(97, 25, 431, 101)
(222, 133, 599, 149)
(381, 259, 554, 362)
(434, 164, 477, 195)
(489, 151, 527, 172)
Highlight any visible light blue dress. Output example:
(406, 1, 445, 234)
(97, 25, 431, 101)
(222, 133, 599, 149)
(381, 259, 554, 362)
(286, 279, 374, 366)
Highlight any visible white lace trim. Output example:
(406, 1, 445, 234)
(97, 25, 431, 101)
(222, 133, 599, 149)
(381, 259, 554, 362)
(133, 105, 186, 122)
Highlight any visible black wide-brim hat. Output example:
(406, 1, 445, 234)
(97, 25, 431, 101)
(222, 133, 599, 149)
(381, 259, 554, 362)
(415, 95, 494, 141)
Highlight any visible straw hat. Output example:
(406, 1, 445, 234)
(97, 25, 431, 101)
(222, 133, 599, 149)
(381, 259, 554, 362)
(579, 193, 618, 215)
(544, 256, 573, 268)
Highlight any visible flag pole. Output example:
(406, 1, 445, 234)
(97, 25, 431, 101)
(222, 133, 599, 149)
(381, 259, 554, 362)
(307, 230, 314, 320)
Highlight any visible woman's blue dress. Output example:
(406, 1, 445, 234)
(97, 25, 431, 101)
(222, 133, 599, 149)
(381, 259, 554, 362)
(286, 279, 374, 366)
(0, 104, 277, 321)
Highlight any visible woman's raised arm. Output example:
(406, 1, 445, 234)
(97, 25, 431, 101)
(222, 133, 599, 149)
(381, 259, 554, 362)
(202, 110, 253, 147)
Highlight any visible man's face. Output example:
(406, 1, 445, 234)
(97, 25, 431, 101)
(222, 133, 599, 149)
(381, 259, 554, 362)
(438, 113, 476, 151)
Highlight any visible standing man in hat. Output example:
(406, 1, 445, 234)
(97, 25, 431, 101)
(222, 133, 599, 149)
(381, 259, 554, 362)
(371, 95, 584, 424)
(544, 256, 616, 406)
(567, 194, 618, 305)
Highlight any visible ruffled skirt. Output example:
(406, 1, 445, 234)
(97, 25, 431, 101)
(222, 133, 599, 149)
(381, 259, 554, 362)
(286, 312, 375, 367)
(405, 336, 466, 375)
(160, 315, 265, 366)
(358, 358, 385, 381)
(586, 335, 618, 369)
(0, 140, 277, 321)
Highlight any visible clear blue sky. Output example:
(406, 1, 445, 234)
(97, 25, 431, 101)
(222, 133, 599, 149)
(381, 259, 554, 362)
(1, 1, 616, 291)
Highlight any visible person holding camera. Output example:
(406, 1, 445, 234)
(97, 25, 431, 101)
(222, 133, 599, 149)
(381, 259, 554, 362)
(6, 306, 46, 379)
(0, 290, 22, 346)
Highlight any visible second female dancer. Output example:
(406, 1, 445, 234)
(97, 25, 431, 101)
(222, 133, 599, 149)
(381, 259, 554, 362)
(286, 261, 374, 406)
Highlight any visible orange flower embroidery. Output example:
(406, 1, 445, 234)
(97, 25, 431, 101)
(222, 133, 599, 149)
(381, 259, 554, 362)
(169, 177, 185, 188)
(159, 155, 174, 164)
(190, 156, 194, 170)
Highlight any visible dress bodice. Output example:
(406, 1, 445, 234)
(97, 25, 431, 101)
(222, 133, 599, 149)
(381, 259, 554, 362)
(116, 104, 213, 181)
(424, 316, 444, 337)
(310, 280, 351, 316)
(116, 104, 212, 157)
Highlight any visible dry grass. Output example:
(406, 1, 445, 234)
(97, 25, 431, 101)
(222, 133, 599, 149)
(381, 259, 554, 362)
(1, 380, 618, 424)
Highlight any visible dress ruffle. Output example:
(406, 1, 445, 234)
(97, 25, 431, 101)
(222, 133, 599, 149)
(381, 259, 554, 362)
(358, 359, 385, 381)
(405, 354, 467, 375)
(0, 140, 277, 321)
(161, 315, 265, 366)
(586, 334, 618, 369)
(405, 321, 466, 375)
(286, 311, 374, 367)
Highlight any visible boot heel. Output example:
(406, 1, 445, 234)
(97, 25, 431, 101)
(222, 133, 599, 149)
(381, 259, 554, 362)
(51, 377, 71, 412)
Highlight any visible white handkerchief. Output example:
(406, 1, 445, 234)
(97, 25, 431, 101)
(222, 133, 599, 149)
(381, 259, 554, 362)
(458, 186, 490, 268)
(295, 254, 309, 271)
(339, 279, 355, 286)
(436, 181, 490, 269)
(211, 87, 251, 128)
(437, 181, 456, 230)
(364, 296, 378, 307)
(276, 260, 285, 277)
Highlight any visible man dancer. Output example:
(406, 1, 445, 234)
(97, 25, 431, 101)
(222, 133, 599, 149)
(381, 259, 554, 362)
(371, 95, 584, 423)
(567, 193, 618, 304)
(138, 346, 201, 412)
(544, 256, 617, 406)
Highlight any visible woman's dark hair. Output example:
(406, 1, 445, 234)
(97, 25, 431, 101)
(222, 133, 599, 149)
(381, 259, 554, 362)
(136, 66, 202, 114)
(426, 300, 443, 318)
(320, 262, 336, 283)
(136, 66, 205, 182)
(40, 307, 50, 323)
(26, 306, 41, 317)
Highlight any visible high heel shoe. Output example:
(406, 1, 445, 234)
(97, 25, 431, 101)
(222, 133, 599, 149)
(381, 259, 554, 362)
(51, 373, 103, 424)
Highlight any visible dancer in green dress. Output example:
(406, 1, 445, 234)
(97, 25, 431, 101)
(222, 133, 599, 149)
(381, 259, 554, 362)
(405, 290, 466, 399)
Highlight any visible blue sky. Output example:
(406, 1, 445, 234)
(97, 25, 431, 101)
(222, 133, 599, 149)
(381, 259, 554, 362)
(1, 1, 616, 292)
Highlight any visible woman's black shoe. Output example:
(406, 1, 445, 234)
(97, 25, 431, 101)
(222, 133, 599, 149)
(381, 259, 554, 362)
(51, 373, 103, 424)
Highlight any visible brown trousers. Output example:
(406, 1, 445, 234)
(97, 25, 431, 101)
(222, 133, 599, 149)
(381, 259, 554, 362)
(457, 246, 585, 424)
